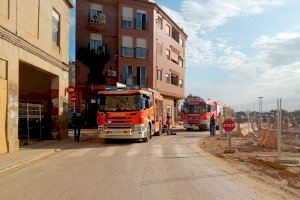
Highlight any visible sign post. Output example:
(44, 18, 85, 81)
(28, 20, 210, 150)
(70, 95, 77, 112)
(67, 86, 76, 113)
(222, 118, 236, 154)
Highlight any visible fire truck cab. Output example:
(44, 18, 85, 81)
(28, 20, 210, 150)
(97, 87, 163, 142)
(181, 98, 223, 131)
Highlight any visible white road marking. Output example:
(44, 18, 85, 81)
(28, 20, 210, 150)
(98, 146, 118, 157)
(68, 148, 94, 157)
(152, 144, 163, 157)
(126, 144, 140, 157)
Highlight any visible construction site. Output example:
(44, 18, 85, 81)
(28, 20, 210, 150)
(201, 98, 300, 195)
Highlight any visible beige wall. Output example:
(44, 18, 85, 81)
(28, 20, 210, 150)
(0, 0, 70, 64)
(0, 79, 8, 154)
(0, 0, 72, 153)
(153, 8, 186, 99)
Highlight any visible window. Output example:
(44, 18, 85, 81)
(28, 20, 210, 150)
(136, 10, 147, 30)
(179, 58, 183, 67)
(137, 67, 147, 87)
(171, 74, 179, 86)
(179, 79, 183, 88)
(165, 73, 170, 83)
(157, 16, 163, 29)
(171, 51, 179, 64)
(89, 3, 103, 23)
(166, 49, 170, 60)
(166, 24, 171, 36)
(52, 9, 60, 46)
(122, 66, 133, 85)
(122, 7, 133, 28)
(90, 33, 103, 54)
(136, 38, 147, 59)
(157, 43, 163, 55)
(157, 69, 162, 81)
(179, 37, 184, 47)
(122, 36, 133, 57)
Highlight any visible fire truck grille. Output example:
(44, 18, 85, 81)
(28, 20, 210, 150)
(188, 118, 200, 124)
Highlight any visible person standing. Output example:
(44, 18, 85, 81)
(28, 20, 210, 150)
(210, 114, 216, 136)
(166, 113, 172, 135)
(72, 108, 82, 142)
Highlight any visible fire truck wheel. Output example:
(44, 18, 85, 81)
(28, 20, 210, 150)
(143, 124, 151, 142)
(187, 128, 192, 131)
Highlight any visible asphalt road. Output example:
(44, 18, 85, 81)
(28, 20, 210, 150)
(0, 131, 271, 200)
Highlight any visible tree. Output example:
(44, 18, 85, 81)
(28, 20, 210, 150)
(235, 111, 247, 117)
(187, 94, 201, 99)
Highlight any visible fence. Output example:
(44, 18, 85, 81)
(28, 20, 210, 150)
(232, 98, 300, 162)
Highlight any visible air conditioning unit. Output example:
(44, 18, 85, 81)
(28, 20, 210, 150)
(108, 70, 117, 77)
(99, 13, 106, 24)
(90, 13, 99, 23)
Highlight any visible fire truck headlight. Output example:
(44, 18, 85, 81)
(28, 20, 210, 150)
(134, 125, 145, 132)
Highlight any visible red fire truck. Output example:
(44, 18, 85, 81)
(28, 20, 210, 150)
(97, 87, 164, 142)
(181, 98, 224, 131)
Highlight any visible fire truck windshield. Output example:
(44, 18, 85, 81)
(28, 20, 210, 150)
(184, 104, 207, 114)
(98, 94, 143, 112)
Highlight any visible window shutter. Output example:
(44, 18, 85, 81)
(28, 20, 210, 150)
(123, 7, 133, 20)
(171, 51, 179, 62)
(90, 33, 102, 41)
(90, 3, 103, 11)
(122, 36, 133, 48)
(136, 38, 147, 48)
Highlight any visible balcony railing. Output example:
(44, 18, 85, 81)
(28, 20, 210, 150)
(88, 43, 107, 55)
(121, 17, 148, 31)
(87, 11, 107, 32)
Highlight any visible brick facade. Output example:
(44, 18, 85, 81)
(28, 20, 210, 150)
(76, 0, 187, 125)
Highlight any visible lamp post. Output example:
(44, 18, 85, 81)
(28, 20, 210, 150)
(258, 97, 263, 129)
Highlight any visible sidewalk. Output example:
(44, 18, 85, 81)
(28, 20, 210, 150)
(0, 129, 100, 175)
(0, 139, 75, 175)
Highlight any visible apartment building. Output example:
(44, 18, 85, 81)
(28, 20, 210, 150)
(0, 0, 73, 154)
(76, 0, 187, 125)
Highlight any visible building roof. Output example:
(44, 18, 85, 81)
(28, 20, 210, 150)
(64, 0, 74, 9)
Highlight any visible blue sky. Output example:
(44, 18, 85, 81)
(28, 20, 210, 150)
(69, 0, 300, 106)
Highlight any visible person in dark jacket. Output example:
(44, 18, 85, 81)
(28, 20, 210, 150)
(71, 108, 82, 142)
(210, 114, 216, 136)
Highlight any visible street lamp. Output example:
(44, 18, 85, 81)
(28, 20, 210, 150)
(258, 97, 263, 114)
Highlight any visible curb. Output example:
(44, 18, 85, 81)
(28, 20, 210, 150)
(0, 149, 61, 176)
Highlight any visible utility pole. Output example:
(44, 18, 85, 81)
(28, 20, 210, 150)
(258, 97, 263, 130)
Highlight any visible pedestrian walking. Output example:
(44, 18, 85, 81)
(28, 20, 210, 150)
(72, 108, 82, 142)
(210, 114, 216, 136)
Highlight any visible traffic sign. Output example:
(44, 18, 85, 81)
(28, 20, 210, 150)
(70, 96, 77, 102)
(222, 119, 235, 132)
(66, 86, 76, 94)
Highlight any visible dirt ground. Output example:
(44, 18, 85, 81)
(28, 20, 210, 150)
(199, 131, 300, 197)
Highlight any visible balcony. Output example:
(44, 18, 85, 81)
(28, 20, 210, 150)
(121, 17, 148, 31)
(87, 11, 107, 33)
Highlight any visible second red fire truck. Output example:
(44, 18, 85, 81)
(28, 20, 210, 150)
(181, 98, 224, 131)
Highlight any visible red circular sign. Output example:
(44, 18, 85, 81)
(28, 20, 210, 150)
(70, 96, 77, 102)
(67, 86, 75, 94)
(222, 119, 236, 132)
